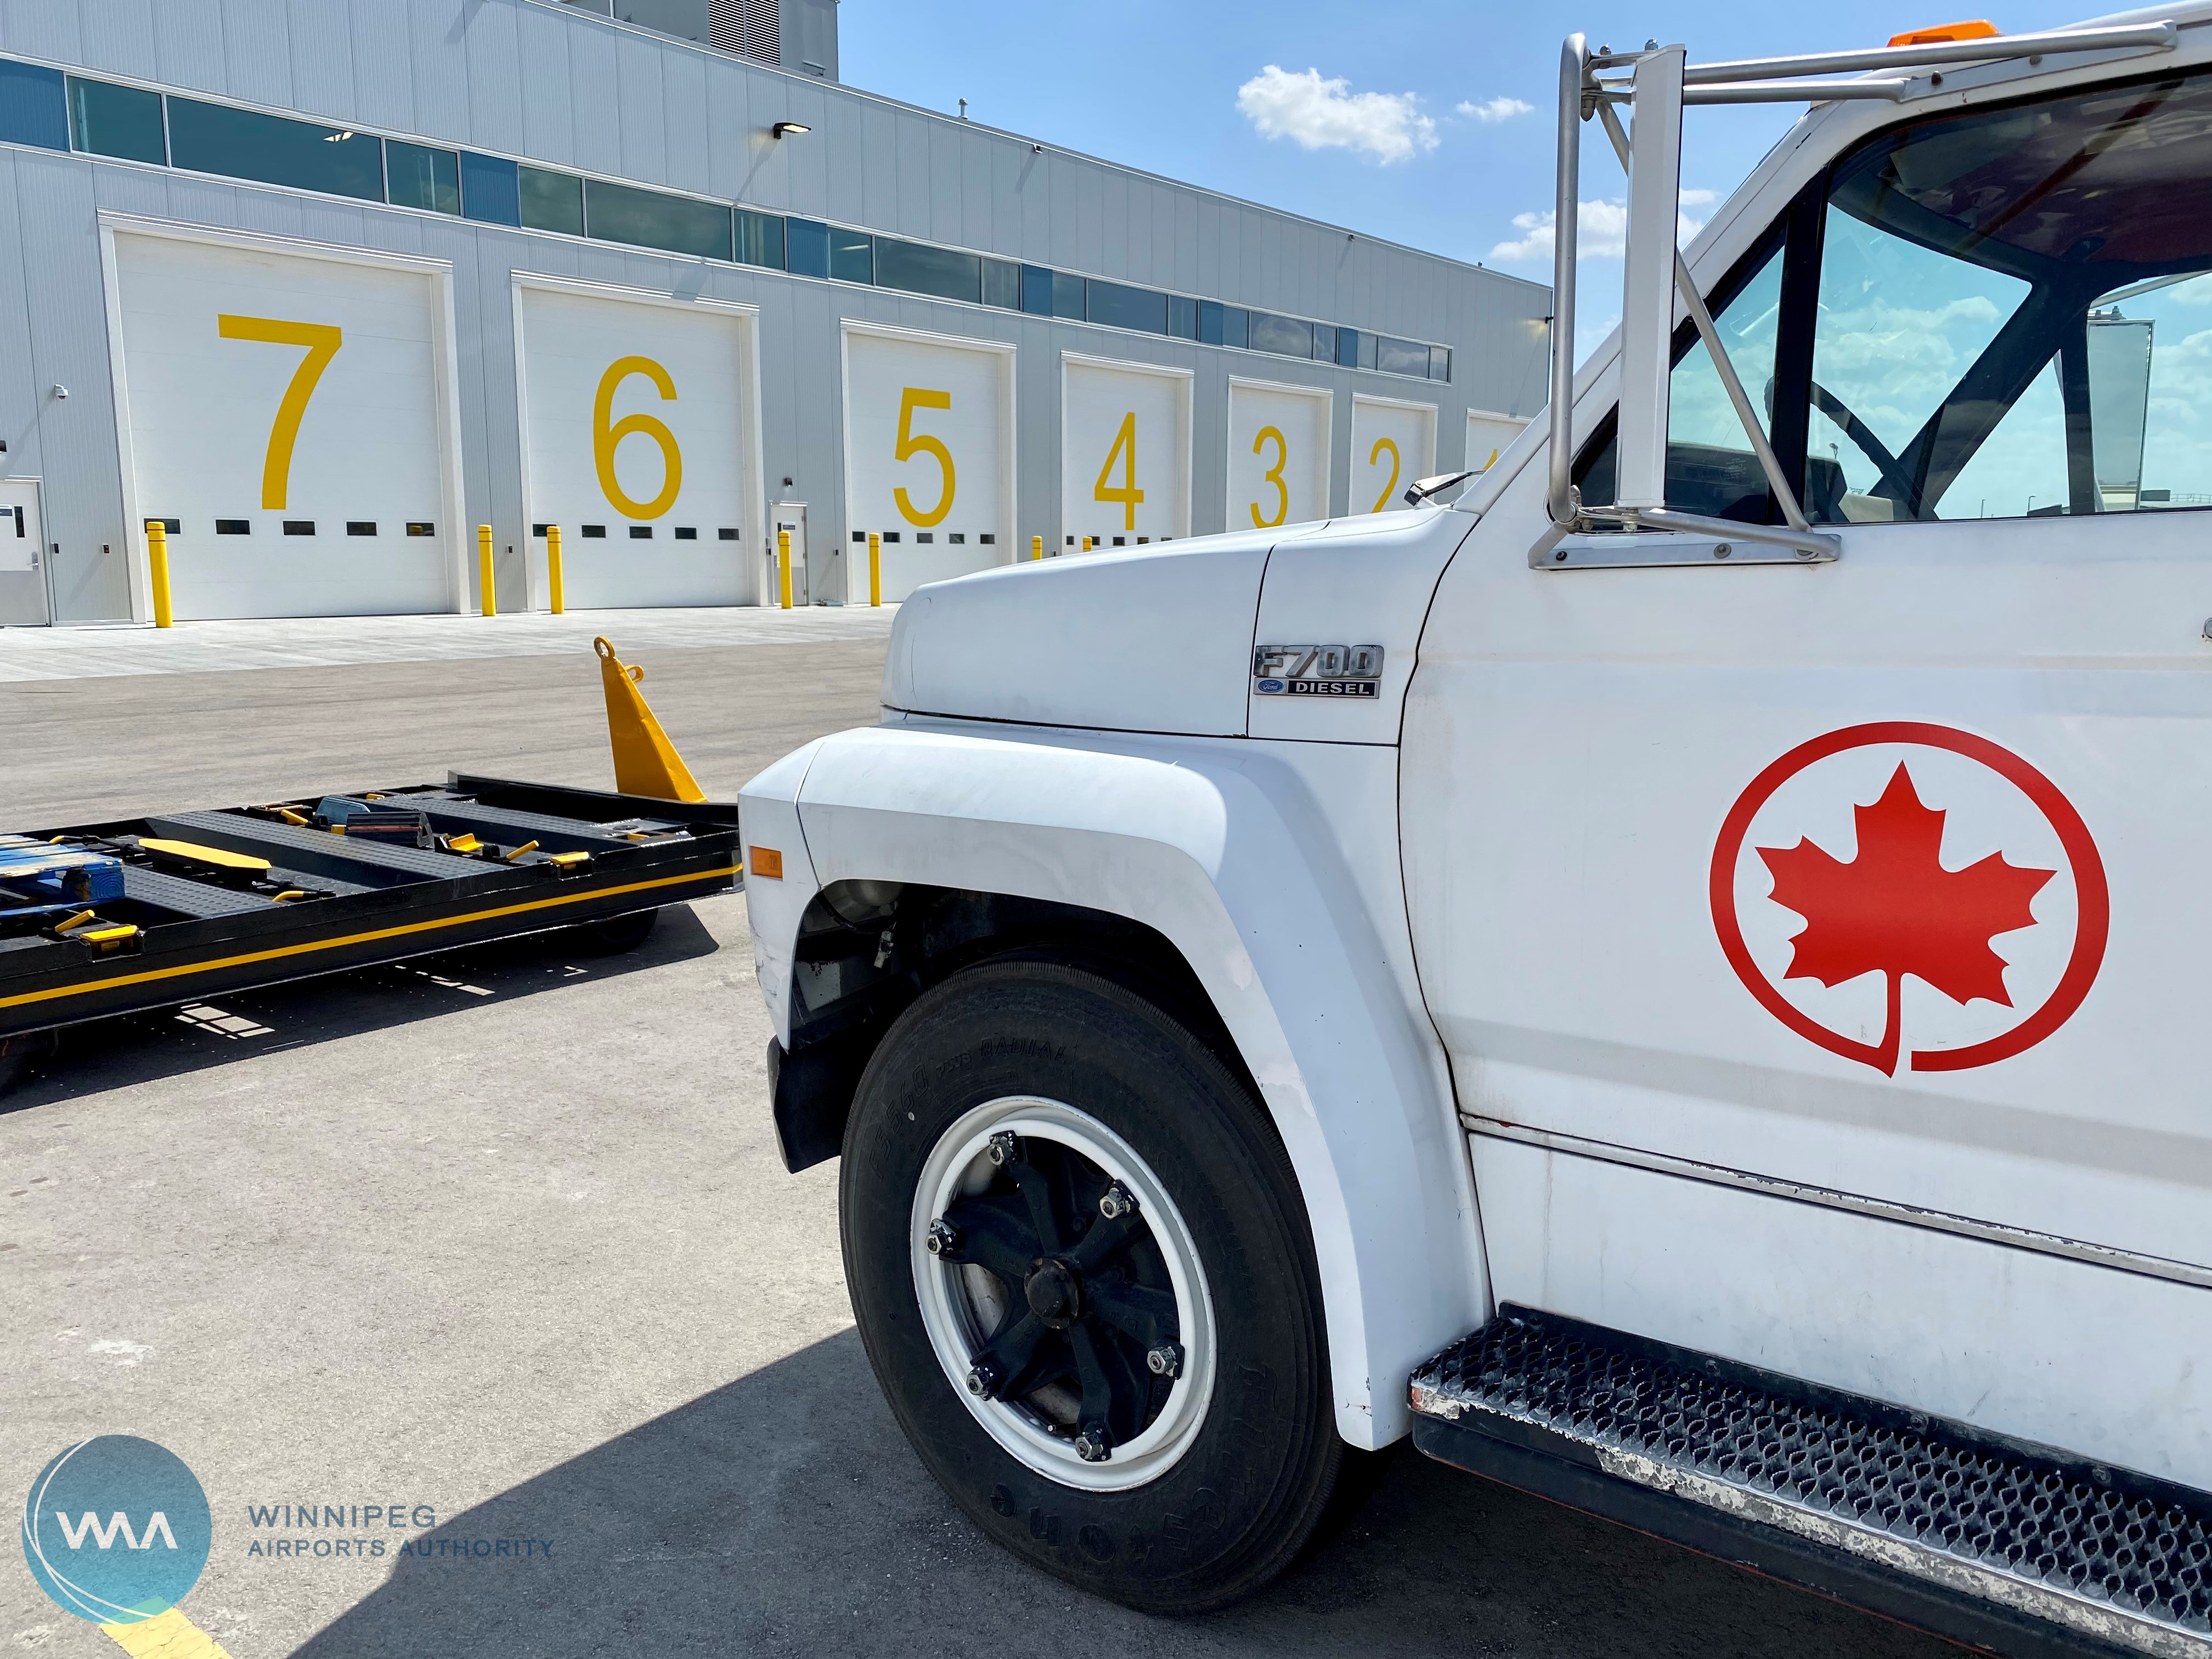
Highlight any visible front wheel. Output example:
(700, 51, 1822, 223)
(839, 959, 1357, 1613)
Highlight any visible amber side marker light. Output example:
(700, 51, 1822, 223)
(749, 847, 783, 879)
(1888, 19, 2000, 45)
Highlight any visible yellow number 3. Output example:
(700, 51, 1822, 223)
(1250, 425, 1289, 528)
(594, 357, 683, 520)
(218, 314, 342, 511)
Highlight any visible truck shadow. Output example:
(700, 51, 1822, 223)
(291, 1328, 1951, 1659)
(0, 902, 722, 1114)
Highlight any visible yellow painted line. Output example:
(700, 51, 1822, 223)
(0, 866, 738, 1012)
(100, 1608, 235, 1659)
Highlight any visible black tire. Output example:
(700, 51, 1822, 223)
(0, 1028, 58, 1098)
(840, 958, 1356, 1614)
(559, 908, 659, 955)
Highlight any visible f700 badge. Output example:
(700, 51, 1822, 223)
(1252, 645, 1385, 698)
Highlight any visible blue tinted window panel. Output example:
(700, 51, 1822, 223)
(786, 217, 831, 278)
(1167, 295, 1199, 340)
(1021, 265, 1054, 315)
(0, 61, 67, 152)
(1377, 336, 1429, 376)
(736, 208, 785, 269)
(1051, 270, 1085, 320)
(1249, 312, 1312, 358)
(459, 152, 520, 225)
(981, 258, 1020, 311)
(830, 229, 874, 284)
(585, 179, 731, 259)
(520, 166, 584, 235)
(875, 239, 981, 303)
(1198, 300, 1224, 346)
(67, 77, 163, 163)
(167, 99, 383, 199)
(1087, 281, 1166, 334)
(1336, 327, 1360, 367)
(386, 140, 459, 214)
(1223, 307, 1248, 349)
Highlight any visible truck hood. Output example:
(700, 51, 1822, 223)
(882, 524, 1333, 736)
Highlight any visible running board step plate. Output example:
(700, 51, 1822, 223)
(1409, 1307, 2212, 1659)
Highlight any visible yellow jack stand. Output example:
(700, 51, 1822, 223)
(594, 636, 707, 803)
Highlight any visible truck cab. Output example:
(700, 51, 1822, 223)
(742, 15, 2212, 1652)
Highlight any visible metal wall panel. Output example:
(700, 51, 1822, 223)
(221, 0, 294, 107)
(287, 0, 357, 121)
(463, 0, 526, 157)
(80, 0, 158, 80)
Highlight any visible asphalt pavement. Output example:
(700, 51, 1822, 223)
(0, 619, 1954, 1658)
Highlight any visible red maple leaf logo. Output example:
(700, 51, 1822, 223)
(1757, 764, 2055, 1075)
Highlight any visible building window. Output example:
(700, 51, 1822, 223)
(736, 207, 785, 268)
(66, 77, 163, 164)
(1020, 264, 1054, 315)
(876, 238, 980, 303)
(386, 140, 459, 215)
(1374, 336, 1427, 376)
(1429, 346, 1452, 383)
(520, 166, 584, 235)
(1358, 330, 1379, 371)
(460, 152, 520, 225)
(1221, 307, 1249, 349)
(585, 178, 732, 258)
(1198, 300, 1224, 345)
(1310, 324, 1335, 363)
(0, 60, 66, 151)
(1249, 312, 1312, 358)
(786, 217, 831, 278)
(166, 98, 383, 200)
(1051, 270, 1085, 320)
(1167, 294, 1199, 340)
(1087, 280, 1166, 334)
(1335, 327, 1361, 368)
(830, 227, 873, 283)
(981, 257, 1020, 310)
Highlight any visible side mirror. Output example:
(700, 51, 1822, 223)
(1404, 470, 1475, 507)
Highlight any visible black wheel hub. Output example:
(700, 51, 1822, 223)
(1024, 1257, 1084, 1329)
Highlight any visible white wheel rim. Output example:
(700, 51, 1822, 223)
(910, 1095, 1217, 1493)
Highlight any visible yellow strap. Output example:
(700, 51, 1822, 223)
(101, 1607, 236, 1659)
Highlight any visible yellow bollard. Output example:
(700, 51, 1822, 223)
(777, 527, 793, 610)
(546, 524, 566, 616)
(476, 524, 496, 617)
(868, 531, 881, 607)
(1031, 534, 1042, 562)
(1081, 536, 1092, 552)
(144, 520, 173, 628)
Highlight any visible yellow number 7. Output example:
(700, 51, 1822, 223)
(893, 387, 956, 527)
(218, 314, 343, 511)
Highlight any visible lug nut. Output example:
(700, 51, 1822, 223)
(986, 1131, 1022, 1168)
(1146, 1342, 1184, 1379)
(1097, 1182, 1138, 1221)
(966, 1360, 1002, 1399)
(926, 1218, 961, 1258)
(1074, 1420, 1113, 1463)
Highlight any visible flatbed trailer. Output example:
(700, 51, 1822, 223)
(0, 772, 741, 1047)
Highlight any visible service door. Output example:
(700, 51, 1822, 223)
(1227, 379, 1330, 532)
(1404, 71, 2212, 1481)
(0, 478, 48, 625)
(1060, 354, 1192, 552)
(1349, 395, 1436, 515)
(841, 323, 1014, 601)
(108, 228, 458, 619)
(518, 283, 758, 610)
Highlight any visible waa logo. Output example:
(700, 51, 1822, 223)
(20, 1436, 211, 1625)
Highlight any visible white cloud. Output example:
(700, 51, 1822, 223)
(1236, 65, 1440, 164)
(1489, 191, 1714, 262)
(1457, 95, 1534, 123)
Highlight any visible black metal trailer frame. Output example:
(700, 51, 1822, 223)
(0, 772, 741, 1042)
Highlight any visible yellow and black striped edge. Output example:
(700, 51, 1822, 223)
(0, 865, 738, 1013)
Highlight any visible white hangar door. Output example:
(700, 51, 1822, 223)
(1227, 379, 1330, 532)
(518, 284, 758, 609)
(1060, 355, 1191, 552)
(1350, 396, 1436, 515)
(842, 324, 1013, 601)
(1466, 410, 1528, 475)
(109, 229, 457, 620)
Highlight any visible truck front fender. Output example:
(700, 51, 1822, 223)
(740, 721, 1485, 1448)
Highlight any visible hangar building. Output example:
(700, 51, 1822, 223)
(0, 0, 1548, 623)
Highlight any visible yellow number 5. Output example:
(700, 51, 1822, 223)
(594, 357, 682, 520)
(1250, 425, 1289, 528)
(218, 314, 342, 511)
(1368, 436, 1402, 514)
(894, 387, 956, 527)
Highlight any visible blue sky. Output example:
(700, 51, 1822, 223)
(843, 2, 2118, 292)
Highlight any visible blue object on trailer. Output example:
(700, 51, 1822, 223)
(0, 836, 126, 910)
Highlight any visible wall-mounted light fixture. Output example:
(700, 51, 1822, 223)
(771, 121, 811, 138)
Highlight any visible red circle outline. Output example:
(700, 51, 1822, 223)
(1708, 722, 2109, 1074)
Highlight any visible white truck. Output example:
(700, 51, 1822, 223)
(740, 14, 2212, 1654)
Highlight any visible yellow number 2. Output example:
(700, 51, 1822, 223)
(217, 314, 343, 511)
(893, 387, 956, 527)
(1094, 411, 1144, 531)
(1368, 435, 1402, 514)
(593, 356, 683, 520)
(1250, 425, 1289, 528)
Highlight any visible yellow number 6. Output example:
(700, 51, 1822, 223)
(218, 314, 342, 511)
(1368, 436, 1402, 514)
(593, 357, 682, 520)
(894, 387, 956, 527)
(1250, 425, 1289, 528)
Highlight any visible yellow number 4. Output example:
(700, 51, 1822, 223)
(1093, 411, 1144, 531)
(218, 314, 342, 511)
(894, 387, 956, 527)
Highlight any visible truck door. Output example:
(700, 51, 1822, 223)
(1404, 65, 2212, 1470)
